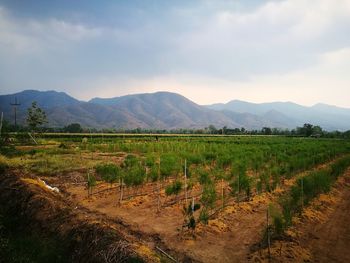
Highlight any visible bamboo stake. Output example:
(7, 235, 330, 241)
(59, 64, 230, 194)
(221, 178, 224, 209)
(192, 196, 195, 213)
(157, 156, 161, 213)
(267, 206, 271, 260)
(119, 178, 124, 204)
(301, 177, 304, 211)
(184, 159, 188, 206)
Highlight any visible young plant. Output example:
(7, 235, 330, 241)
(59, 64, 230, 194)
(87, 171, 96, 197)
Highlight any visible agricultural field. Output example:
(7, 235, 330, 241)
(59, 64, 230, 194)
(1, 134, 350, 262)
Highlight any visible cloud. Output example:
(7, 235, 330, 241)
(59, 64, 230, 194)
(0, 6, 101, 55)
(0, 1, 350, 107)
(171, 0, 350, 79)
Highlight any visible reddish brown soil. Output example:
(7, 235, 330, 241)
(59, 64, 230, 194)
(306, 174, 350, 262)
(251, 169, 350, 263)
(0, 173, 157, 262)
(57, 178, 273, 263)
(6, 150, 350, 263)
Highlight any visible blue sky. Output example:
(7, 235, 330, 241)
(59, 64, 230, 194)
(1, 0, 350, 107)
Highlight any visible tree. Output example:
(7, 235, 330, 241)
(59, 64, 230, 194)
(64, 123, 83, 133)
(312, 125, 323, 136)
(297, 123, 314, 137)
(208, 125, 217, 134)
(262, 127, 272, 135)
(26, 101, 47, 131)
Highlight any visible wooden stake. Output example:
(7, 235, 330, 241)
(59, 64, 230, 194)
(192, 197, 195, 213)
(237, 173, 240, 206)
(119, 178, 124, 204)
(157, 156, 161, 213)
(221, 178, 224, 209)
(87, 172, 90, 197)
(185, 159, 188, 206)
(267, 206, 271, 259)
(301, 177, 304, 211)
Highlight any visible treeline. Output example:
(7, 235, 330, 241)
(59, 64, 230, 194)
(2, 120, 350, 138)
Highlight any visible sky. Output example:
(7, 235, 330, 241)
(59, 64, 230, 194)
(0, 0, 350, 107)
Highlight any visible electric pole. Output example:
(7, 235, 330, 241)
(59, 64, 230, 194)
(10, 97, 20, 131)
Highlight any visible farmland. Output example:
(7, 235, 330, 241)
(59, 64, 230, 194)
(1, 134, 350, 262)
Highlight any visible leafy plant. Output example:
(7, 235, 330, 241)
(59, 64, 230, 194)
(95, 163, 121, 186)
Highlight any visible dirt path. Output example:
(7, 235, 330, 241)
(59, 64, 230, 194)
(250, 169, 350, 263)
(307, 175, 350, 263)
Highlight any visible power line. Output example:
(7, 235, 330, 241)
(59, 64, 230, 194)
(10, 97, 21, 131)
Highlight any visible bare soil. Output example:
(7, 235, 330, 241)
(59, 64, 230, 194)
(305, 173, 350, 262)
(3, 153, 350, 262)
(251, 169, 350, 263)
(55, 176, 277, 263)
(0, 172, 159, 263)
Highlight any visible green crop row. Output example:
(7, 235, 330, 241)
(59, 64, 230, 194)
(268, 155, 350, 240)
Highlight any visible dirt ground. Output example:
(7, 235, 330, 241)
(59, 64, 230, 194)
(7, 149, 350, 263)
(251, 169, 350, 263)
(45, 173, 278, 263)
(304, 173, 350, 262)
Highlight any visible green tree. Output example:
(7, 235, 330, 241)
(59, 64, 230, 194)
(262, 127, 272, 135)
(64, 123, 83, 133)
(26, 101, 47, 131)
(208, 125, 217, 134)
(297, 123, 313, 137)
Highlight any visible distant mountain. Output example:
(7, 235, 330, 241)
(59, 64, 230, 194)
(0, 90, 80, 126)
(1, 90, 350, 131)
(0, 90, 80, 109)
(207, 100, 350, 131)
(0, 90, 238, 129)
(90, 92, 238, 129)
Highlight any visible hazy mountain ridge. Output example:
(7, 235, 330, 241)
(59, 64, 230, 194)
(1, 90, 350, 131)
(207, 100, 350, 131)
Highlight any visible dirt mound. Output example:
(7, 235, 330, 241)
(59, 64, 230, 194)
(0, 173, 152, 263)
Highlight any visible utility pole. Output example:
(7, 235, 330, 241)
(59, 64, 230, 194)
(10, 97, 20, 131)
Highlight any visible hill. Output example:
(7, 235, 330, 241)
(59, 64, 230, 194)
(207, 100, 350, 131)
(1, 90, 350, 130)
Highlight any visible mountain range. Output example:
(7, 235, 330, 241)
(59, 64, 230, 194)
(1, 90, 350, 131)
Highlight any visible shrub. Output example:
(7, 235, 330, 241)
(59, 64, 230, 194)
(95, 163, 121, 185)
(199, 209, 209, 224)
(201, 183, 216, 209)
(269, 204, 285, 238)
(165, 180, 182, 196)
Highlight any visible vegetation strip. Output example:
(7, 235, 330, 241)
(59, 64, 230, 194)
(266, 155, 350, 243)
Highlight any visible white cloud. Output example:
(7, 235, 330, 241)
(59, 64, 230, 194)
(1, 1, 350, 108)
(97, 46, 350, 107)
(173, 0, 350, 78)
